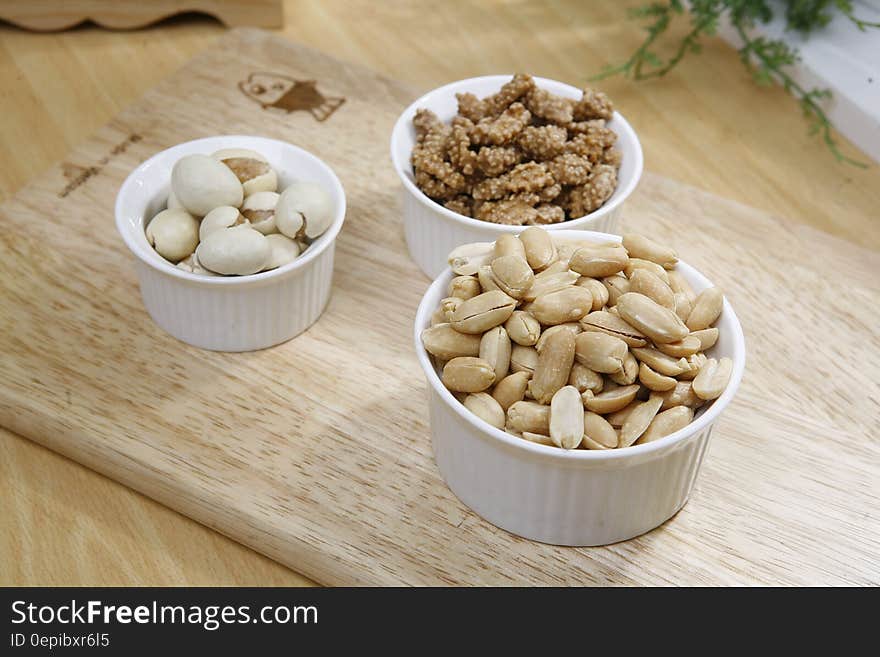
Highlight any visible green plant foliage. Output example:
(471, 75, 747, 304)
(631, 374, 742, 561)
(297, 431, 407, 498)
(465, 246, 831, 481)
(594, 0, 878, 166)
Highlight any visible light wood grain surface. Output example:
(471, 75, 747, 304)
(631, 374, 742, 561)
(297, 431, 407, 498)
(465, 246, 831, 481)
(1, 1, 877, 586)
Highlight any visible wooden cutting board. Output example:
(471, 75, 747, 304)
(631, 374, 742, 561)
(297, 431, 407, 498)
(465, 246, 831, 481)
(0, 28, 877, 586)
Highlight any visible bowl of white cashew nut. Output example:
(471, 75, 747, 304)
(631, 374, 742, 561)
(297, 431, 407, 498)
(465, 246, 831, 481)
(115, 135, 346, 351)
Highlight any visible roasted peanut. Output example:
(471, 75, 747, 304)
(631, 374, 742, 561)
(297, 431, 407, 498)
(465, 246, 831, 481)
(491, 255, 535, 299)
(692, 357, 732, 400)
(440, 296, 462, 322)
(569, 244, 628, 278)
(449, 242, 494, 275)
(668, 270, 696, 304)
(618, 395, 663, 447)
(421, 323, 482, 360)
(554, 241, 583, 264)
(576, 276, 609, 310)
(549, 385, 584, 449)
(638, 362, 677, 391)
(523, 270, 580, 301)
(540, 259, 572, 276)
(448, 275, 482, 300)
(574, 332, 628, 374)
(430, 307, 446, 327)
(629, 269, 674, 309)
(673, 292, 693, 323)
(581, 384, 639, 414)
(602, 275, 630, 306)
(655, 335, 702, 358)
(530, 286, 592, 325)
(478, 265, 502, 293)
(624, 258, 669, 284)
(582, 411, 619, 449)
(610, 351, 638, 385)
(521, 431, 555, 446)
(492, 371, 530, 411)
(480, 326, 512, 381)
(686, 287, 723, 331)
(636, 406, 693, 444)
(450, 290, 517, 334)
(622, 233, 678, 269)
(568, 363, 604, 394)
(506, 401, 551, 434)
(535, 323, 581, 352)
(580, 310, 647, 348)
(616, 292, 689, 344)
(528, 328, 575, 404)
(520, 226, 556, 271)
(690, 327, 719, 351)
(510, 344, 539, 375)
(505, 311, 541, 346)
(657, 381, 705, 410)
(464, 392, 506, 429)
(442, 357, 496, 392)
(603, 380, 621, 393)
(605, 402, 638, 428)
(630, 347, 688, 376)
(677, 352, 707, 380)
(493, 233, 526, 261)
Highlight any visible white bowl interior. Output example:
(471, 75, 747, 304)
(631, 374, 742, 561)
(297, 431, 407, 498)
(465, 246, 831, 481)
(390, 75, 643, 232)
(115, 135, 346, 285)
(414, 230, 746, 462)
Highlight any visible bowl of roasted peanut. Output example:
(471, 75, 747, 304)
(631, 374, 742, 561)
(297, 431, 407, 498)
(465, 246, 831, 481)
(116, 135, 346, 351)
(391, 74, 643, 278)
(414, 227, 744, 546)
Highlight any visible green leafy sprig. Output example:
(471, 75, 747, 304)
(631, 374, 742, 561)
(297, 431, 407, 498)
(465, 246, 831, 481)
(594, 0, 878, 167)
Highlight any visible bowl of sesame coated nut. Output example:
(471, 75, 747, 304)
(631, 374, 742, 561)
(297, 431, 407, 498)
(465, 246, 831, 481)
(391, 74, 643, 278)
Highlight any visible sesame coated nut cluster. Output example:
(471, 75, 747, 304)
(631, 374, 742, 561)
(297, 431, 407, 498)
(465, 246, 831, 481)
(411, 74, 621, 225)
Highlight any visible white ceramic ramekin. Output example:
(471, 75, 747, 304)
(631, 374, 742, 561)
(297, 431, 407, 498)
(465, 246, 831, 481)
(391, 75, 644, 279)
(116, 136, 346, 352)
(414, 230, 745, 546)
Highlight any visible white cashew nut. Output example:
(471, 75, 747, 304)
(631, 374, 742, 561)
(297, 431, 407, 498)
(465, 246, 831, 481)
(212, 148, 277, 196)
(275, 181, 334, 240)
(199, 206, 247, 241)
(196, 224, 269, 275)
(176, 252, 218, 276)
(171, 154, 243, 217)
(240, 191, 280, 235)
(167, 189, 183, 210)
(145, 208, 199, 262)
(262, 234, 301, 271)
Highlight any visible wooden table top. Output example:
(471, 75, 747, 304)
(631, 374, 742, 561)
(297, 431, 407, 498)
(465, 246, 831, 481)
(1, 0, 877, 586)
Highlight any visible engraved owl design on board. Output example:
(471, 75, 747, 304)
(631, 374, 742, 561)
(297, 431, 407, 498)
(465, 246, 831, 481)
(238, 73, 345, 122)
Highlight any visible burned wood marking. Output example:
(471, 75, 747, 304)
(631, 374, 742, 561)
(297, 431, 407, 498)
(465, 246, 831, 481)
(59, 133, 142, 198)
(238, 73, 345, 122)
